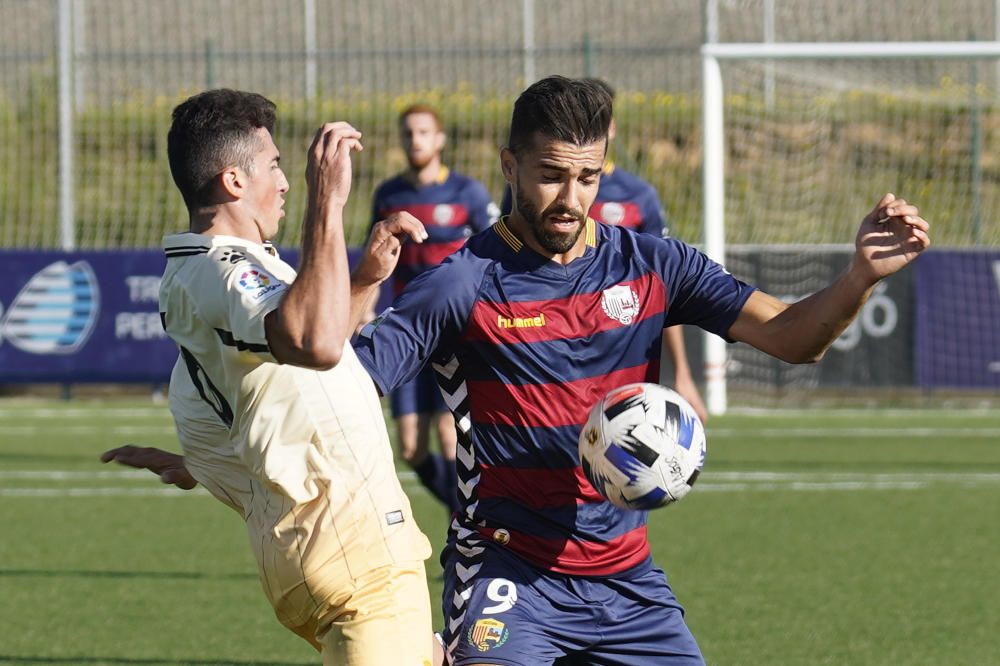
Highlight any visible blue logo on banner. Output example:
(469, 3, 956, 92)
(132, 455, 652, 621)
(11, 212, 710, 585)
(0, 260, 100, 354)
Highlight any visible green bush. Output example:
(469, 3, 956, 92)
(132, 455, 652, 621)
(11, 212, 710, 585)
(2, 85, 996, 248)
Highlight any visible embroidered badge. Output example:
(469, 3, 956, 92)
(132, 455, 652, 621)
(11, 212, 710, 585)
(600, 285, 641, 325)
(236, 267, 283, 302)
(468, 618, 510, 652)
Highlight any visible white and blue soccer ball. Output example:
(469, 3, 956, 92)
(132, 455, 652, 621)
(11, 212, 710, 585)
(579, 382, 706, 510)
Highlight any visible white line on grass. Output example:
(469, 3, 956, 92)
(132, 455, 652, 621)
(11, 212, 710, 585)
(2, 470, 997, 497)
(707, 427, 1000, 438)
(4, 424, 998, 438)
(0, 470, 158, 480)
(0, 487, 210, 497)
(1, 425, 175, 435)
(5, 406, 995, 420)
(0, 469, 417, 481)
(708, 471, 1000, 482)
(0, 407, 167, 419)
(695, 481, 929, 491)
(727, 407, 1000, 417)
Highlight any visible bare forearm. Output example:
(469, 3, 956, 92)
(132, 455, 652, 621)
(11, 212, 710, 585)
(349, 278, 381, 333)
(731, 267, 875, 363)
(269, 201, 351, 367)
(664, 326, 691, 377)
(730, 193, 929, 365)
(347, 210, 429, 334)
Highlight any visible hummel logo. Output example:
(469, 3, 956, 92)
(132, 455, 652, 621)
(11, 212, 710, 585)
(496, 313, 546, 329)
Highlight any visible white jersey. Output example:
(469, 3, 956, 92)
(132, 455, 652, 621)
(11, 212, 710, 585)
(160, 232, 430, 630)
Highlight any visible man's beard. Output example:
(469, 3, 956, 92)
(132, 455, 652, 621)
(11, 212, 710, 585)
(514, 177, 586, 254)
(406, 149, 433, 171)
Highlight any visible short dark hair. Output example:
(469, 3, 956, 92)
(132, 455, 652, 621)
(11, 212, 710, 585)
(583, 77, 616, 101)
(167, 89, 277, 209)
(506, 75, 612, 156)
(399, 103, 443, 131)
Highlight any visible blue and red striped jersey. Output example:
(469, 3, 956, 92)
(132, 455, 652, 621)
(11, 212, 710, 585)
(355, 218, 754, 576)
(499, 162, 670, 238)
(371, 166, 497, 294)
(589, 163, 669, 238)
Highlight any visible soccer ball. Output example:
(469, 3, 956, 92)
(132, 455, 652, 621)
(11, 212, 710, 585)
(579, 382, 706, 510)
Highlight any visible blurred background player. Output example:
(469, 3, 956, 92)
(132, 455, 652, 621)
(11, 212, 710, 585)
(368, 104, 499, 513)
(499, 78, 708, 422)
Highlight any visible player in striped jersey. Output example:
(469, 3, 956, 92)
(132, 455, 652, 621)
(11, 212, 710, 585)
(368, 105, 499, 515)
(499, 79, 708, 424)
(353, 76, 930, 664)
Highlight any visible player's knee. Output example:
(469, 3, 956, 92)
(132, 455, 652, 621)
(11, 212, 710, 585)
(437, 412, 458, 454)
(399, 447, 429, 466)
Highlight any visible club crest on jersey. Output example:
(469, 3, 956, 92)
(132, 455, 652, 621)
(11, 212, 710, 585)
(432, 204, 455, 226)
(599, 202, 626, 226)
(468, 618, 509, 652)
(601, 285, 641, 325)
(237, 267, 283, 302)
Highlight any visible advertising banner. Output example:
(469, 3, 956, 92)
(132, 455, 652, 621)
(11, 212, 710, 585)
(914, 250, 1000, 389)
(0, 248, 382, 383)
(681, 247, 915, 391)
(4, 246, 991, 391)
(0, 251, 174, 382)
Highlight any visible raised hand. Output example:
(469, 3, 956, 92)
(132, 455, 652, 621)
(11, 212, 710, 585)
(305, 121, 363, 209)
(852, 193, 931, 285)
(100, 445, 197, 490)
(353, 211, 429, 288)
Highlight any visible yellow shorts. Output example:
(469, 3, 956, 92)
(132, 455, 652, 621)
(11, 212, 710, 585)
(290, 559, 434, 666)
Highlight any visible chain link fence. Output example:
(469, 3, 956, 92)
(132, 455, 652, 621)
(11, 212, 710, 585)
(2, 0, 1000, 249)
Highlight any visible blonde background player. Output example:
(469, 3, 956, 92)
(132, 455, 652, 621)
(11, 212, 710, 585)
(104, 88, 437, 665)
(367, 104, 498, 515)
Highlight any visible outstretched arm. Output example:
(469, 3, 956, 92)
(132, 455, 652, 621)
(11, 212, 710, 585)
(729, 193, 930, 363)
(100, 445, 197, 490)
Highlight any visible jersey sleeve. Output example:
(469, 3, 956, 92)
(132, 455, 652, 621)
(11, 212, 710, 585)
(645, 237, 756, 340)
(467, 179, 500, 232)
(216, 261, 288, 360)
(638, 183, 669, 239)
(198, 257, 288, 361)
(353, 253, 482, 396)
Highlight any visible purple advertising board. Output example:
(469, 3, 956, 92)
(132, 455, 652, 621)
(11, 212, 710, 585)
(2, 247, 995, 391)
(0, 250, 175, 382)
(914, 250, 1000, 389)
(0, 248, 382, 383)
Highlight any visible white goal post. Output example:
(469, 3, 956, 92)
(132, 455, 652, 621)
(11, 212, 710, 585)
(701, 40, 1000, 415)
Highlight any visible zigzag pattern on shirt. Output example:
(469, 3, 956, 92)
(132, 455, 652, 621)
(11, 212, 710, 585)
(443, 517, 487, 658)
(433, 354, 487, 659)
(433, 356, 477, 520)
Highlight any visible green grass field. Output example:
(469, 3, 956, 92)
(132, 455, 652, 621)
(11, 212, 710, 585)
(1, 401, 998, 665)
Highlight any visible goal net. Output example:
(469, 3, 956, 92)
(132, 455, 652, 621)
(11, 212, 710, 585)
(702, 42, 1000, 409)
